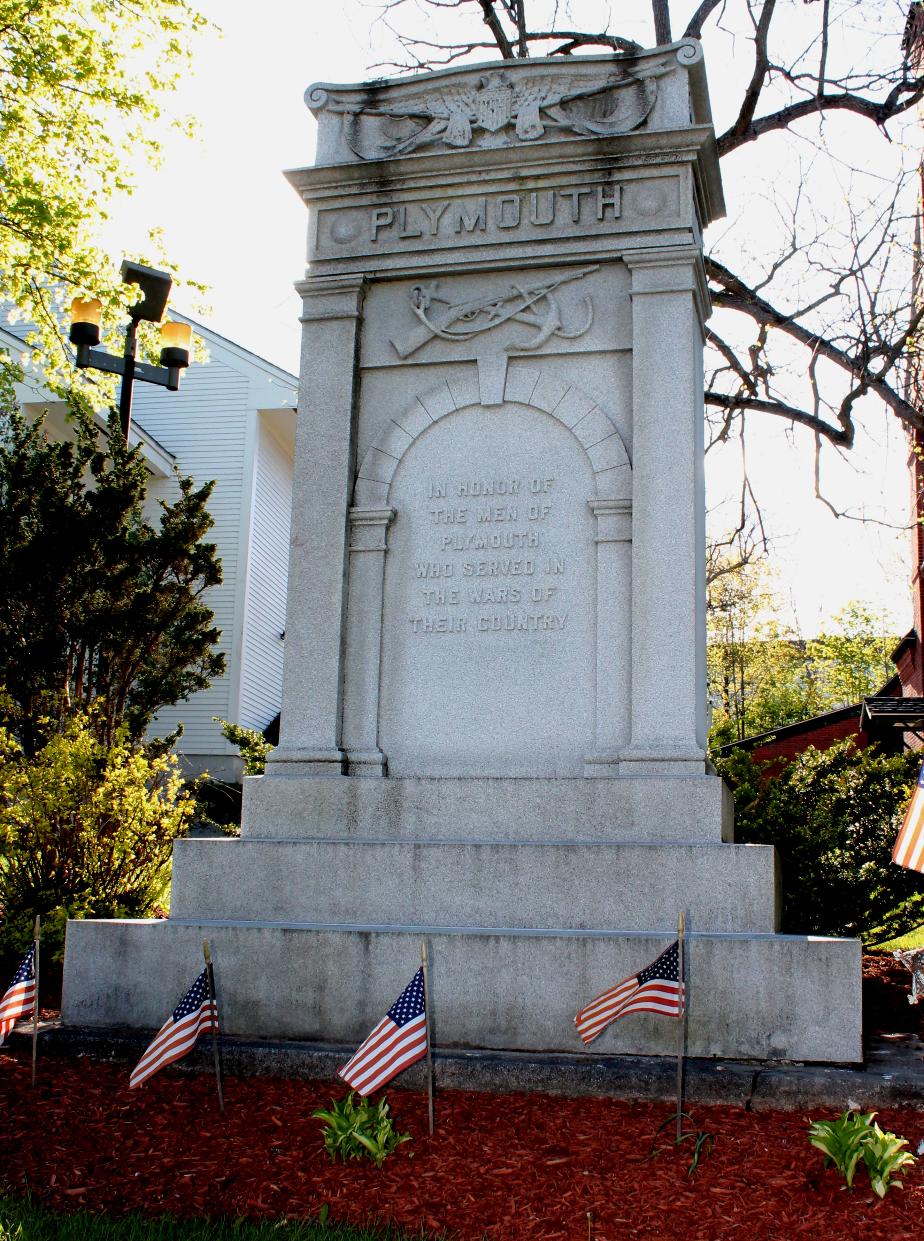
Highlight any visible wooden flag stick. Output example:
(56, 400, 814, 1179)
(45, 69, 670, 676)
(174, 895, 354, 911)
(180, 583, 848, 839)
(421, 940, 434, 1136)
(203, 941, 225, 1115)
(31, 915, 40, 1087)
(676, 910, 686, 1142)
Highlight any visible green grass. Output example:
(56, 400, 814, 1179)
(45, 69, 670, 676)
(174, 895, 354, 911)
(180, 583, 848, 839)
(869, 923, 924, 953)
(0, 1199, 435, 1241)
(863, 918, 922, 953)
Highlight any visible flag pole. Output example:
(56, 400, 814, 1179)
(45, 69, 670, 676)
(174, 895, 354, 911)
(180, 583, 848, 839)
(676, 910, 686, 1142)
(31, 915, 40, 1087)
(202, 940, 225, 1115)
(420, 939, 434, 1135)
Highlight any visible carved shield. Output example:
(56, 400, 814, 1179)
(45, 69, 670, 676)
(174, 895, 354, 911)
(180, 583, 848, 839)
(476, 85, 513, 132)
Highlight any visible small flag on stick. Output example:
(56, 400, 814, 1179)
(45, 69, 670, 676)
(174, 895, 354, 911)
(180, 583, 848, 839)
(0, 947, 36, 1046)
(339, 968, 428, 1097)
(202, 941, 225, 1114)
(893, 759, 924, 874)
(31, 915, 41, 1086)
(575, 940, 684, 1045)
(129, 969, 217, 1088)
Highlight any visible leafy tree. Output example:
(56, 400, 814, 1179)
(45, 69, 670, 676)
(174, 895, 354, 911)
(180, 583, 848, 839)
(707, 558, 812, 743)
(0, 396, 225, 755)
(708, 555, 898, 745)
(716, 741, 924, 944)
(376, 0, 924, 524)
(0, 0, 206, 389)
(807, 601, 899, 709)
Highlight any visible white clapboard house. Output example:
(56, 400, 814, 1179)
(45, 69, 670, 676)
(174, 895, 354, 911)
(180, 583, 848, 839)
(2, 316, 297, 779)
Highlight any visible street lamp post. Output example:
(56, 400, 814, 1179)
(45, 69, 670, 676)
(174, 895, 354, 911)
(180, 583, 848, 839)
(69, 260, 193, 442)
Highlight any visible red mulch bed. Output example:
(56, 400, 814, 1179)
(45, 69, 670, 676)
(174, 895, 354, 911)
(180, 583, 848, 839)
(3, 1050, 924, 1240)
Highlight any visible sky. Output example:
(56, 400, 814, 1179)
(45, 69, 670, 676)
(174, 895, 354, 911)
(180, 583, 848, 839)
(99, 0, 916, 638)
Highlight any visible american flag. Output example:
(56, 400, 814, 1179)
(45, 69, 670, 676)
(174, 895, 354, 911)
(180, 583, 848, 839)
(893, 759, 924, 874)
(575, 941, 684, 1045)
(0, 947, 35, 1046)
(339, 968, 428, 1097)
(129, 969, 217, 1088)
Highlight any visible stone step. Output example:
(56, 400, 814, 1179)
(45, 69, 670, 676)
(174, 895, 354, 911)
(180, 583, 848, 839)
(169, 837, 778, 933)
(240, 774, 733, 843)
(61, 917, 861, 1063)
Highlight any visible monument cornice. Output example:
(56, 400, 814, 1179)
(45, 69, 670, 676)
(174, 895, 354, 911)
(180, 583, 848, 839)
(285, 124, 723, 229)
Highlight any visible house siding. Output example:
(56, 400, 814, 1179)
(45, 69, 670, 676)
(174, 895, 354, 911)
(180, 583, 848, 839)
(238, 415, 293, 732)
(138, 359, 250, 756)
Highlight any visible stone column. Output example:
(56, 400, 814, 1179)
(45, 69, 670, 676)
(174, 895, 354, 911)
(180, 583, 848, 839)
(341, 507, 395, 775)
(618, 249, 709, 776)
(266, 274, 366, 777)
(584, 498, 632, 775)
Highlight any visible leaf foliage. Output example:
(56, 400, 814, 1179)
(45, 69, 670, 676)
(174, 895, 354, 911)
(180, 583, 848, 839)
(312, 1092, 411, 1169)
(0, 0, 207, 392)
(808, 1110, 916, 1198)
(0, 709, 192, 959)
(0, 396, 225, 755)
(716, 740, 924, 943)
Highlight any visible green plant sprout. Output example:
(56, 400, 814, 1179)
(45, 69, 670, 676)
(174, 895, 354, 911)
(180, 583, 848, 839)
(808, 1110, 916, 1198)
(312, 1092, 411, 1169)
(650, 1112, 714, 1177)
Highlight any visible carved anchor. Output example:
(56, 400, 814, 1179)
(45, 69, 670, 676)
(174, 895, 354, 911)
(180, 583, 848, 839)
(390, 266, 598, 360)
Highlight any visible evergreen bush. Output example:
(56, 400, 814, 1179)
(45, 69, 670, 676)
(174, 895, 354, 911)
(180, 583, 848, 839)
(714, 740, 924, 944)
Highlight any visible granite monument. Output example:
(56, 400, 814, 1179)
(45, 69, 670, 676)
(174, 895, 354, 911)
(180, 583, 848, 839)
(63, 40, 862, 1066)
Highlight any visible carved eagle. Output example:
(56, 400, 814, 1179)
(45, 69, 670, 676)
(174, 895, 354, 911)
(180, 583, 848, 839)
(334, 68, 661, 158)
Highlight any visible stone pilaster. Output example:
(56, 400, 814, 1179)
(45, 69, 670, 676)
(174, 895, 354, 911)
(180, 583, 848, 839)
(584, 498, 632, 775)
(617, 248, 710, 776)
(341, 507, 395, 775)
(267, 274, 366, 777)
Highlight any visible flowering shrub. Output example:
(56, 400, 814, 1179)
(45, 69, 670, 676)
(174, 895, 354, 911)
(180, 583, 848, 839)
(0, 710, 192, 959)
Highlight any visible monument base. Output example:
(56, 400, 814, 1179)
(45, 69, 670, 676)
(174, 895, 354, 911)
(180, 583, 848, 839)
(60, 772, 862, 1065)
(62, 918, 862, 1063)
(240, 774, 734, 843)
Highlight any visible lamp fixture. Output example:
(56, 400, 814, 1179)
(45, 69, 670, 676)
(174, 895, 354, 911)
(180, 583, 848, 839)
(68, 260, 193, 442)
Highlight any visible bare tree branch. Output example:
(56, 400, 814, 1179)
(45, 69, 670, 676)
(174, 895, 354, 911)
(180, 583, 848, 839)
(706, 258, 924, 438)
(684, 0, 727, 41)
(652, 0, 672, 45)
(717, 79, 924, 156)
(477, 0, 515, 58)
(726, 0, 777, 145)
(527, 30, 643, 55)
(705, 390, 853, 441)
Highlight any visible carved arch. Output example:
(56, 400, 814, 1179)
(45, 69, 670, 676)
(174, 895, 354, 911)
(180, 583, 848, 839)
(352, 367, 631, 507)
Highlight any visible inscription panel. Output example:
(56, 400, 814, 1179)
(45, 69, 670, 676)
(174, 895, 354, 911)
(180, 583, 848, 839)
(313, 174, 681, 261)
(379, 405, 595, 776)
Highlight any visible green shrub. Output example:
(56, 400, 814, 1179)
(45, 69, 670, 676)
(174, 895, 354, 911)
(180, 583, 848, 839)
(312, 1092, 410, 1169)
(0, 710, 192, 961)
(808, 1110, 876, 1189)
(214, 716, 273, 776)
(809, 1110, 915, 1197)
(714, 740, 924, 944)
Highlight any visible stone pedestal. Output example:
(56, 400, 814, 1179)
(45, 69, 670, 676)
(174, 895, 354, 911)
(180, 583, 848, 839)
(62, 41, 863, 1066)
